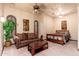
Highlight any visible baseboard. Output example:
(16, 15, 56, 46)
(70, 39, 77, 41)
(0, 42, 15, 56)
(1, 45, 4, 56)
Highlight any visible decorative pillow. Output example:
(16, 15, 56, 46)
(58, 37, 62, 40)
(54, 36, 57, 40)
(28, 33, 35, 39)
(22, 33, 28, 40)
(17, 34, 24, 41)
(48, 36, 51, 39)
(13, 35, 19, 39)
(56, 30, 66, 34)
(56, 30, 60, 33)
(51, 36, 53, 39)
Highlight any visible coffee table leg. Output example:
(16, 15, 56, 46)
(47, 43, 48, 49)
(31, 48, 35, 56)
(28, 45, 29, 51)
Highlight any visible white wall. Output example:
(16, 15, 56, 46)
(54, 13, 78, 40)
(38, 14, 55, 39)
(67, 13, 78, 40)
(0, 5, 77, 41)
(77, 5, 79, 49)
(0, 5, 36, 52)
(0, 5, 78, 51)
(3, 6, 35, 33)
(0, 22, 3, 56)
(37, 12, 78, 40)
(36, 12, 78, 40)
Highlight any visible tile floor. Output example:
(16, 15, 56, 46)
(2, 41, 79, 56)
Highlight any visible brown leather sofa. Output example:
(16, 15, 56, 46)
(13, 33, 39, 49)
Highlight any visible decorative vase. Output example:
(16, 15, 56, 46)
(5, 41, 12, 47)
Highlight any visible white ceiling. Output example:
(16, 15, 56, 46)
(0, 3, 77, 17)
(43, 3, 77, 17)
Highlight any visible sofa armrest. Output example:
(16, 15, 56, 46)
(14, 38, 21, 44)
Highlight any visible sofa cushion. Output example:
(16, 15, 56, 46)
(20, 39, 38, 44)
(16, 33, 28, 41)
(17, 34, 23, 41)
(28, 33, 35, 39)
(14, 33, 39, 49)
(22, 33, 28, 40)
(21, 40, 31, 43)
(56, 30, 68, 34)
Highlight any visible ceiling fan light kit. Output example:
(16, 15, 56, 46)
(33, 3, 40, 13)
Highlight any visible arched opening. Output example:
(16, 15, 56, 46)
(6, 15, 17, 35)
(34, 20, 38, 38)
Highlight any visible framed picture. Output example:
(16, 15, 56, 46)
(23, 19, 29, 31)
(61, 21, 67, 31)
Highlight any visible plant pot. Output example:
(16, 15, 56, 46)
(5, 41, 12, 47)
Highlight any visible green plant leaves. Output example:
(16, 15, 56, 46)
(3, 20, 16, 41)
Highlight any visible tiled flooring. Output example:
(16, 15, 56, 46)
(2, 41, 79, 56)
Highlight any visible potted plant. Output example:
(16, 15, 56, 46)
(3, 20, 16, 47)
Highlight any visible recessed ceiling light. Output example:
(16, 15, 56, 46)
(58, 15, 63, 18)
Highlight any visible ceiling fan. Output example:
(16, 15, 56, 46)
(33, 3, 47, 14)
(33, 3, 40, 13)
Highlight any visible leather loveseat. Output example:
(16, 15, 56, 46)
(13, 33, 39, 49)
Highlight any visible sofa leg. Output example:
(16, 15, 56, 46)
(16, 46, 19, 49)
(16, 47, 18, 49)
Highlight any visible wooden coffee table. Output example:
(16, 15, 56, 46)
(28, 40, 48, 56)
